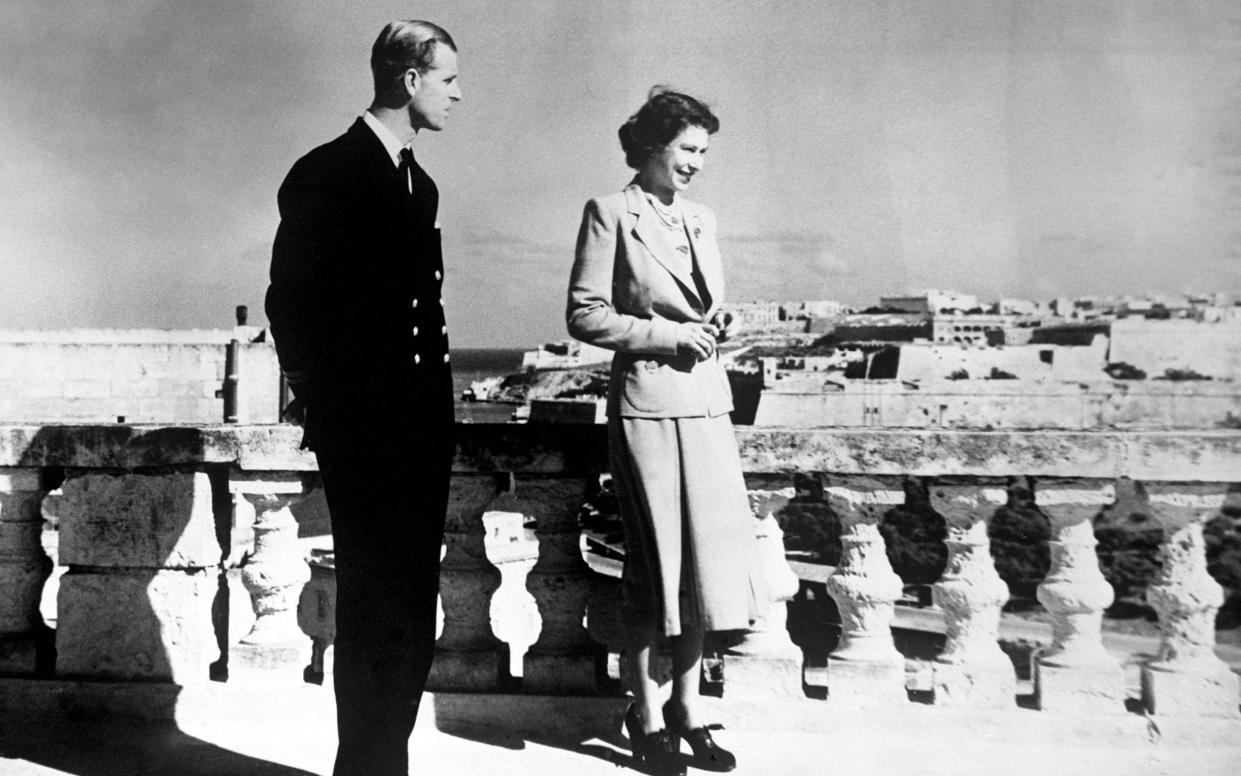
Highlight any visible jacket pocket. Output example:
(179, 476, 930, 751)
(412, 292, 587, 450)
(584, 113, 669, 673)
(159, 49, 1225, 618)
(621, 359, 669, 414)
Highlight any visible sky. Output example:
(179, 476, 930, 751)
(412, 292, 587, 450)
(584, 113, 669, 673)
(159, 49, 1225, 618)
(2, 0, 1239, 347)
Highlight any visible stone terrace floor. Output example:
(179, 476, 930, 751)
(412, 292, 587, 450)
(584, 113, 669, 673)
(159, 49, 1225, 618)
(3, 680, 1241, 776)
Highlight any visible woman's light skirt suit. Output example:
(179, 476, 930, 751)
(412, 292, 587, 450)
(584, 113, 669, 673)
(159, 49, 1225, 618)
(567, 184, 766, 637)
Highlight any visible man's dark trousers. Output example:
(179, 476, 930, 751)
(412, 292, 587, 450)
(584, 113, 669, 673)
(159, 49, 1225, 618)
(316, 428, 451, 776)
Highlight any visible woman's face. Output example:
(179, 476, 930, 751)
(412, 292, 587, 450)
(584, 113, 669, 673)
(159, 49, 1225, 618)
(640, 124, 710, 198)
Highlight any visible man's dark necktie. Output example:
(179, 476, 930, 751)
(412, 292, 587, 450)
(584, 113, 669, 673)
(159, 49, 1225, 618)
(398, 147, 415, 195)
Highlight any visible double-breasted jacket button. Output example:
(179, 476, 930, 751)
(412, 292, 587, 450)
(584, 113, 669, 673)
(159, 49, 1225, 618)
(434, 270, 442, 280)
(411, 298, 419, 308)
(441, 324, 447, 334)
(414, 353, 421, 365)
(443, 353, 450, 364)
(412, 326, 419, 336)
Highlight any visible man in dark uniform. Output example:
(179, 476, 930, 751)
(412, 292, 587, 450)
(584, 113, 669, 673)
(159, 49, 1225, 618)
(264, 19, 462, 776)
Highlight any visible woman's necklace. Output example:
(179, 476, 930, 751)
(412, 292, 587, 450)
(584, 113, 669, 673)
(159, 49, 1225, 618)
(646, 194, 683, 231)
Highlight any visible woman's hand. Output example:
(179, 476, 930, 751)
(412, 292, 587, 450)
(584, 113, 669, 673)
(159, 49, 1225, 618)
(710, 310, 740, 342)
(676, 322, 719, 361)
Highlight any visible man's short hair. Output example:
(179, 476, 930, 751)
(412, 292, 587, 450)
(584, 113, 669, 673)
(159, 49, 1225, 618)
(370, 20, 456, 97)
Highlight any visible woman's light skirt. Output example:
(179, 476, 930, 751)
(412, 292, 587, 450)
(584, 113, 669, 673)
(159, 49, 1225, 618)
(609, 413, 768, 637)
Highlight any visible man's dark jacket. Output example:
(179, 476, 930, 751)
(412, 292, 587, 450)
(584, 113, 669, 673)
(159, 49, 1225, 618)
(266, 118, 453, 450)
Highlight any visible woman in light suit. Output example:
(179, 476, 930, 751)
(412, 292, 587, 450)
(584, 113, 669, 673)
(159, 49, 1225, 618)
(567, 88, 762, 775)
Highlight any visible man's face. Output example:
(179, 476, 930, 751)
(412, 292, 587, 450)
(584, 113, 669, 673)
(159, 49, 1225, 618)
(408, 43, 461, 132)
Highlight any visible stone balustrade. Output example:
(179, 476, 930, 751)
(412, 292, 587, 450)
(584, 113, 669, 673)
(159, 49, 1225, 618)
(0, 423, 1238, 725)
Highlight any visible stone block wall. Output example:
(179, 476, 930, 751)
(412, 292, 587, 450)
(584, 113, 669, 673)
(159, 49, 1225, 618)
(0, 329, 280, 423)
(54, 469, 222, 682)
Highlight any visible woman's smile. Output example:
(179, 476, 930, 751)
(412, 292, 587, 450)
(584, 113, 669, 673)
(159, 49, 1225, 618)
(641, 125, 710, 200)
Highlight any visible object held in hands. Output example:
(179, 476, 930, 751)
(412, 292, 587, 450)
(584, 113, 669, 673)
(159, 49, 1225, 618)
(711, 310, 738, 342)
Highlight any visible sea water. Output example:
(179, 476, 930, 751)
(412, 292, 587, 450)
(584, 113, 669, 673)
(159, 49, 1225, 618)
(451, 347, 526, 423)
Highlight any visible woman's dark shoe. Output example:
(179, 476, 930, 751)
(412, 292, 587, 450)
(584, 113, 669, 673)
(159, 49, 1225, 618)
(661, 702, 736, 772)
(624, 705, 686, 776)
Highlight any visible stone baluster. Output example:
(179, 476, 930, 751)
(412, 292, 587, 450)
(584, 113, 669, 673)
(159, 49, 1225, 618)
(297, 548, 335, 685)
(822, 476, 907, 705)
(1032, 478, 1125, 713)
(232, 472, 312, 669)
(428, 474, 509, 691)
(510, 476, 603, 693)
(56, 469, 219, 683)
(1139, 481, 1239, 717)
(928, 478, 1015, 707)
(0, 467, 53, 675)
(722, 476, 802, 699)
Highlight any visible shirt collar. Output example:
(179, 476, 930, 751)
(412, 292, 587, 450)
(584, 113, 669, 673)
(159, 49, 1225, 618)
(362, 110, 410, 168)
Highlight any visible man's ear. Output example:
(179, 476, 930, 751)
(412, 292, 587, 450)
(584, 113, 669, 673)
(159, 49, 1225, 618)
(403, 68, 422, 98)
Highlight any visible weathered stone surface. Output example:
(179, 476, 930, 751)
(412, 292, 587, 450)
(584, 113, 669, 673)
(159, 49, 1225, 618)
(58, 470, 218, 568)
(0, 633, 49, 675)
(1034, 479, 1118, 670)
(427, 648, 511, 693)
(932, 662, 1016, 709)
(0, 468, 52, 644)
(56, 568, 216, 682)
(1033, 659, 1127, 714)
(233, 474, 311, 651)
(1136, 483, 1238, 717)
(297, 551, 336, 683)
(822, 478, 908, 705)
(1141, 663, 1241, 717)
(825, 656, 908, 706)
(0, 525, 51, 633)
(735, 429, 1241, 480)
(428, 476, 509, 692)
(823, 478, 906, 665)
(511, 477, 603, 694)
(524, 653, 599, 693)
(2, 425, 1240, 481)
(726, 487, 803, 699)
(929, 480, 1015, 708)
(722, 652, 804, 700)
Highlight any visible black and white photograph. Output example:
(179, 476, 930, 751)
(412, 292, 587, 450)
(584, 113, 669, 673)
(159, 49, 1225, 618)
(1, 2, 1239, 775)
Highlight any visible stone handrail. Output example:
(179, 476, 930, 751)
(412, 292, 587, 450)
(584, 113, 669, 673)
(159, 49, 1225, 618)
(0, 424, 1237, 719)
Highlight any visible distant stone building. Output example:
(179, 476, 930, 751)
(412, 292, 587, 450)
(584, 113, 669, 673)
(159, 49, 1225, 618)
(827, 313, 931, 343)
(520, 340, 612, 370)
(996, 298, 1039, 316)
(731, 301, 782, 325)
(930, 314, 1031, 346)
(1030, 322, 1111, 347)
(880, 289, 980, 314)
(780, 300, 847, 320)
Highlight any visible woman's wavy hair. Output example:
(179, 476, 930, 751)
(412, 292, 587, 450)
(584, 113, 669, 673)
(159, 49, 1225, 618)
(618, 86, 719, 170)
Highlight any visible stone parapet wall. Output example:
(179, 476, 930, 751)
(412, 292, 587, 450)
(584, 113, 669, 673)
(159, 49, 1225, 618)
(3, 424, 1237, 481)
(0, 423, 1238, 722)
(0, 331, 280, 424)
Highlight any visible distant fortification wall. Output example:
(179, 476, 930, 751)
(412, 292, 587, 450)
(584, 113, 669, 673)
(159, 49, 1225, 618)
(1110, 318, 1241, 379)
(752, 380, 1241, 430)
(0, 329, 280, 423)
(894, 337, 1108, 382)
